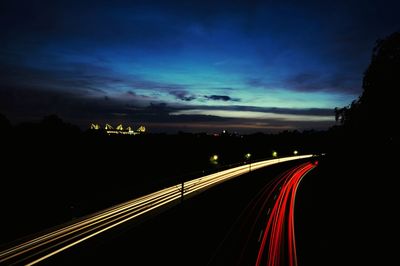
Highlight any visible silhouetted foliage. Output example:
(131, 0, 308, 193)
(0, 113, 11, 132)
(40, 114, 81, 135)
(335, 32, 399, 139)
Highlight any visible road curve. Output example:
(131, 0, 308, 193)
(0, 155, 313, 265)
(207, 160, 317, 266)
(255, 162, 317, 266)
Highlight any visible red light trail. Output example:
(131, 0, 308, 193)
(255, 162, 317, 266)
(0, 155, 313, 265)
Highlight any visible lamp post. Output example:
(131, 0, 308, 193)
(245, 153, 252, 172)
(210, 154, 219, 165)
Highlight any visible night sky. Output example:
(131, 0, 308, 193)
(1, 0, 399, 133)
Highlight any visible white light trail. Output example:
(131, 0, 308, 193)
(0, 154, 313, 265)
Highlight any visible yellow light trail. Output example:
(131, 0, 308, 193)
(0, 154, 313, 265)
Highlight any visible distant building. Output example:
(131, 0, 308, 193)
(90, 123, 100, 130)
(90, 123, 146, 135)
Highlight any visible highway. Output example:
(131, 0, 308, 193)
(0, 154, 312, 265)
(207, 161, 317, 266)
(255, 162, 317, 266)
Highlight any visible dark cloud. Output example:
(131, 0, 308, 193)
(0, 83, 334, 133)
(288, 73, 317, 86)
(204, 95, 240, 102)
(0, 62, 188, 103)
(284, 72, 361, 94)
(245, 71, 360, 95)
(0, 84, 169, 127)
(245, 78, 281, 89)
(127, 78, 187, 92)
(187, 105, 333, 117)
(169, 90, 196, 101)
(0, 63, 115, 95)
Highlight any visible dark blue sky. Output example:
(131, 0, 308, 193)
(1, 0, 399, 133)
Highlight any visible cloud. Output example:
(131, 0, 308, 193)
(0, 62, 117, 96)
(204, 95, 240, 102)
(0, 61, 189, 103)
(171, 109, 334, 122)
(196, 105, 334, 116)
(0, 82, 334, 133)
(284, 71, 360, 94)
(0, 82, 336, 133)
(169, 90, 197, 101)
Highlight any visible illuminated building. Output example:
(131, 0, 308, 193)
(90, 123, 100, 130)
(90, 123, 146, 135)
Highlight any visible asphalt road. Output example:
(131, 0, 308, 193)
(38, 158, 316, 266)
(0, 155, 313, 265)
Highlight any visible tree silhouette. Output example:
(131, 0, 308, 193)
(335, 31, 399, 139)
(39, 114, 80, 136)
(0, 113, 11, 131)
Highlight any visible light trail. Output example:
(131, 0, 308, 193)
(0, 155, 313, 265)
(255, 161, 317, 266)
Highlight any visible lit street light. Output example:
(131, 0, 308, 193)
(293, 150, 298, 155)
(210, 154, 219, 165)
(272, 151, 278, 158)
(245, 153, 252, 171)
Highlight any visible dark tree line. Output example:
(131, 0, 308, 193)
(335, 32, 399, 142)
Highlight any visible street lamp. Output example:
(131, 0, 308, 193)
(210, 154, 219, 165)
(272, 151, 278, 158)
(245, 153, 252, 171)
(293, 150, 298, 155)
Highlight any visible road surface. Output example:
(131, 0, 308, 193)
(206, 161, 317, 265)
(0, 155, 312, 265)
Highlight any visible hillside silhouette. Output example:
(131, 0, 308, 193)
(335, 31, 398, 147)
(320, 31, 399, 265)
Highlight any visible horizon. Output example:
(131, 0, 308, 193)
(2, 112, 332, 135)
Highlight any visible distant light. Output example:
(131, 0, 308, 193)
(272, 151, 278, 157)
(293, 150, 298, 155)
(116, 124, 124, 131)
(90, 123, 100, 130)
(245, 153, 251, 159)
(210, 154, 219, 165)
